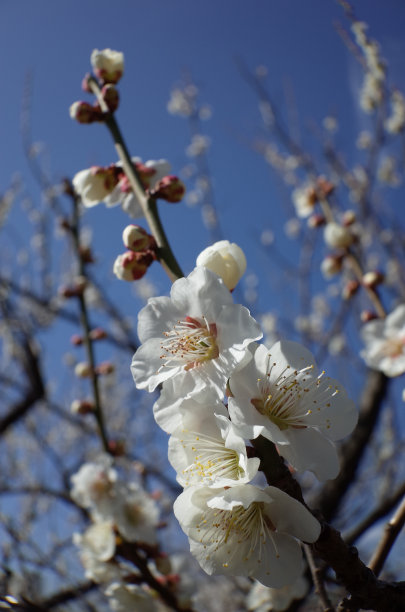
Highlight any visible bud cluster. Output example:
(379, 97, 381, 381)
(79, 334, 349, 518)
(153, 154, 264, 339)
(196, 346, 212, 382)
(113, 225, 157, 282)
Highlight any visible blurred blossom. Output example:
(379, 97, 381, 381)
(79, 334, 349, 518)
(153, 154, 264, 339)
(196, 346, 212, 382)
(134, 277, 158, 301)
(201, 203, 218, 229)
(255, 64, 268, 78)
(247, 575, 308, 611)
(185, 190, 200, 207)
(356, 130, 372, 149)
(385, 90, 405, 133)
(90, 48, 124, 84)
(323, 116, 338, 133)
(186, 134, 211, 157)
(167, 88, 193, 117)
(352, 21, 385, 114)
(259, 100, 274, 127)
(291, 184, 317, 218)
(377, 156, 400, 187)
(328, 334, 346, 356)
(199, 104, 212, 120)
(361, 304, 405, 376)
(284, 218, 301, 239)
(260, 229, 275, 246)
(324, 222, 354, 249)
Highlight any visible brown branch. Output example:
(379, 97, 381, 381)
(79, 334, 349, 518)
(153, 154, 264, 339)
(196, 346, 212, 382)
(253, 435, 405, 612)
(368, 495, 405, 577)
(304, 544, 335, 612)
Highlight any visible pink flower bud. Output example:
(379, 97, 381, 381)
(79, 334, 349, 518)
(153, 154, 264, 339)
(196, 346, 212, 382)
(362, 270, 384, 288)
(342, 210, 357, 226)
(81, 73, 93, 93)
(74, 362, 92, 378)
(342, 280, 360, 300)
(122, 225, 150, 251)
(321, 255, 343, 278)
(89, 327, 107, 341)
(316, 176, 335, 198)
(95, 361, 115, 375)
(91, 49, 124, 84)
(101, 84, 119, 112)
(71, 399, 95, 415)
(152, 175, 186, 203)
(107, 439, 126, 456)
(307, 213, 326, 228)
(69, 101, 103, 124)
(71, 334, 83, 346)
(113, 251, 154, 281)
(361, 310, 379, 323)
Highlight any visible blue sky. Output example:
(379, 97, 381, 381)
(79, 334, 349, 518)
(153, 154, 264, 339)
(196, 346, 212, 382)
(3, 0, 405, 380)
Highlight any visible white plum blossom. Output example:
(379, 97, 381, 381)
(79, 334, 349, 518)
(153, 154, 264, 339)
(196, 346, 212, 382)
(91, 48, 124, 84)
(105, 583, 158, 612)
(291, 184, 317, 218)
(174, 484, 320, 588)
(228, 342, 357, 481)
(72, 167, 118, 207)
(196, 240, 247, 290)
(131, 267, 262, 398)
(360, 304, 405, 376)
(246, 574, 308, 611)
(105, 158, 171, 217)
(72, 158, 170, 217)
(71, 455, 159, 544)
(113, 483, 159, 545)
(73, 520, 117, 582)
(70, 454, 118, 519)
(166, 391, 260, 487)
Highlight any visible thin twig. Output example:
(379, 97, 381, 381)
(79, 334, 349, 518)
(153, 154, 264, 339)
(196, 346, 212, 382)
(304, 544, 335, 612)
(368, 495, 405, 577)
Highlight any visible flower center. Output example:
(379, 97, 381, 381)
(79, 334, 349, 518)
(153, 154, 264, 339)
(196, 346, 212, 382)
(160, 316, 219, 371)
(181, 431, 244, 485)
(251, 355, 331, 430)
(380, 336, 405, 359)
(197, 502, 278, 571)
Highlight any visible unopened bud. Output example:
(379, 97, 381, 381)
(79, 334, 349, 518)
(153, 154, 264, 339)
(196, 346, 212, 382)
(316, 176, 335, 198)
(79, 246, 94, 264)
(307, 213, 326, 228)
(71, 334, 83, 346)
(108, 439, 125, 456)
(342, 210, 356, 226)
(95, 361, 115, 376)
(196, 240, 247, 291)
(342, 280, 360, 300)
(113, 251, 154, 281)
(152, 175, 186, 203)
(321, 255, 343, 278)
(361, 310, 378, 323)
(362, 270, 384, 288)
(324, 222, 354, 249)
(91, 48, 124, 85)
(69, 101, 103, 124)
(71, 399, 95, 415)
(59, 276, 87, 298)
(81, 73, 93, 93)
(74, 362, 92, 378)
(101, 84, 119, 112)
(89, 327, 107, 341)
(122, 224, 151, 251)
